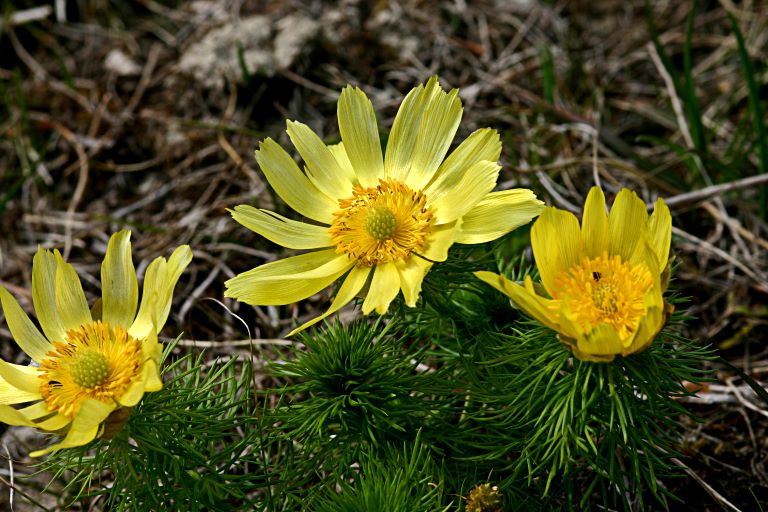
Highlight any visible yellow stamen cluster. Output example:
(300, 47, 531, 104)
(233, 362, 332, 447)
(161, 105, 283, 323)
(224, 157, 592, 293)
(38, 321, 143, 418)
(552, 254, 652, 340)
(329, 178, 434, 266)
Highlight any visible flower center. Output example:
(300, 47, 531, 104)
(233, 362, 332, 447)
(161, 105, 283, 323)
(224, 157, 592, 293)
(552, 254, 652, 340)
(38, 321, 143, 418)
(329, 178, 434, 266)
(365, 206, 397, 240)
(70, 350, 110, 388)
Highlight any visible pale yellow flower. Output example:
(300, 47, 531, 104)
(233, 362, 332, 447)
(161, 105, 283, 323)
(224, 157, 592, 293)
(0, 231, 192, 455)
(476, 187, 673, 362)
(225, 77, 544, 333)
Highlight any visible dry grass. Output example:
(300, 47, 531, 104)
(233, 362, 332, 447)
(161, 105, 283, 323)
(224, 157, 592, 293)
(1, 0, 767, 509)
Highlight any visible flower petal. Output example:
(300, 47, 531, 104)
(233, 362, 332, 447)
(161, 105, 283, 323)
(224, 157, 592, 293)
(36, 413, 71, 431)
(475, 272, 560, 331)
(0, 287, 52, 362)
(101, 230, 139, 329)
(30, 399, 114, 456)
(0, 404, 37, 426)
(54, 251, 91, 332)
(129, 245, 192, 340)
(337, 85, 384, 188)
(224, 250, 354, 305)
(230, 205, 333, 250)
(383, 80, 428, 182)
(32, 248, 67, 343)
(429, 128, 501, 189)
(0, 359, 42, 394)
(404, 78, 463, 191)
(286, 121, 356, 199)
(328, 142, 354, 176)
(288, 265, 371, 335)
(362, 262, 401, 315)
(623, 306, 664, 356)
(395, 223, 457, 306)
(572, 324, 625, 363)
(455, 189, 544, 244)
(427, 160, 500, 224)
(255, 138, 337, 224)
(0, 375, 41, 405)
(648, 197, 672, 271)
(608, 188, 649, 264)
(531, 207, 582, 294)
(581, 187, 610, 259)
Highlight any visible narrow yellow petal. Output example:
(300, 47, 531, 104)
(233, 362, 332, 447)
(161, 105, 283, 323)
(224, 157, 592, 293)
(230, 205, 333, 250)
(32, 248, 67, 343)
(362, 262, 401, 315)
(224, 250, 353, 305)
(648, 197, 672, 271)
(572, 324, 625, 363)
(101, 230, 139, 329)
(30, 399, 114, 456)
(427, 160, 500, 224)
(36, 413, 71, 431)
(16, 401, 53, 420)
(0, 287, 52, 362)
(608, 188, 649, 264)
(429, 128, 501, 189)
(395, 222, 459, 307)
(474, 272, 560, 332)
(405, 78, 464, 191)
(255, 138, 337, 224)
(0, 375, 41, 405)
(581, 187, 610, 259)
(531, 207, 582, 294)
(328, 142, 354, 176)
(286, 120, 356, 198)
(54, 251, 91, 332)
(455, 189, 544, 244)
(0, 404, 38, 427)
(622, 306, 664, 356)
(129, 245, 192, 340)
(337, 85, 384, 188)
(288, 265, 371, 335)
(421, 222, 458, 262)
(0, 359, 42, 394)
(383, 81, 427, 182)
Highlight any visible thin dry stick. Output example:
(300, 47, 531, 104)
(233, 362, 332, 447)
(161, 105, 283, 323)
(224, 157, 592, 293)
(673, 226, 768, 286)
(663, 173, 768, 207)
(647, 42, 695, 149)
(670, 458, 744, 512)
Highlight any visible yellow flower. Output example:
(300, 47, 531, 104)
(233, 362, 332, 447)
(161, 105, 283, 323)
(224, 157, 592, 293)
(225, 77, 544, 333)
(0, 230, 192, 456)
(476, 187, 673, 362)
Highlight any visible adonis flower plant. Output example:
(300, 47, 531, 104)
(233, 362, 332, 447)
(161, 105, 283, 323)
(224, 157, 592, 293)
(0, 230, 191, 456)
(475, 187, 672, 362)
(477, 186, 673, 362)
(225, 77, 544, 333)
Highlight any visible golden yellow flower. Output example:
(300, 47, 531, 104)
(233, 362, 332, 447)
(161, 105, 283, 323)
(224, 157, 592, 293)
(225, 77, 544, 333)
(0, 230, 192, 455)
(476, 187, 673, 362)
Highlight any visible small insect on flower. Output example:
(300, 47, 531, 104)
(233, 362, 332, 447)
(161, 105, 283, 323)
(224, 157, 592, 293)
(476, 187, 674, 362)
(0, 230, 192, 456)
(225, 76, 544, 334)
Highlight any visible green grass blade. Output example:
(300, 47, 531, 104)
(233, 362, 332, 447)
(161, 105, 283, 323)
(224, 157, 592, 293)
(729, 11, 768, 218)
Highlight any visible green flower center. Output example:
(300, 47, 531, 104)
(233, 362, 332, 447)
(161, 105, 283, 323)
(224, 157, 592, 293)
(364, 206, 397, 240)
(70, 350, 110, 388)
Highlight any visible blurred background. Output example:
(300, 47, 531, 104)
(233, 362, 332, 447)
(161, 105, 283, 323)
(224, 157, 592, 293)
(0, 1, 766, 509)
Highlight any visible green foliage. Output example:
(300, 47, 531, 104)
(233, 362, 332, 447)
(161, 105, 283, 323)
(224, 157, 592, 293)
(311, 433, 451, 512)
